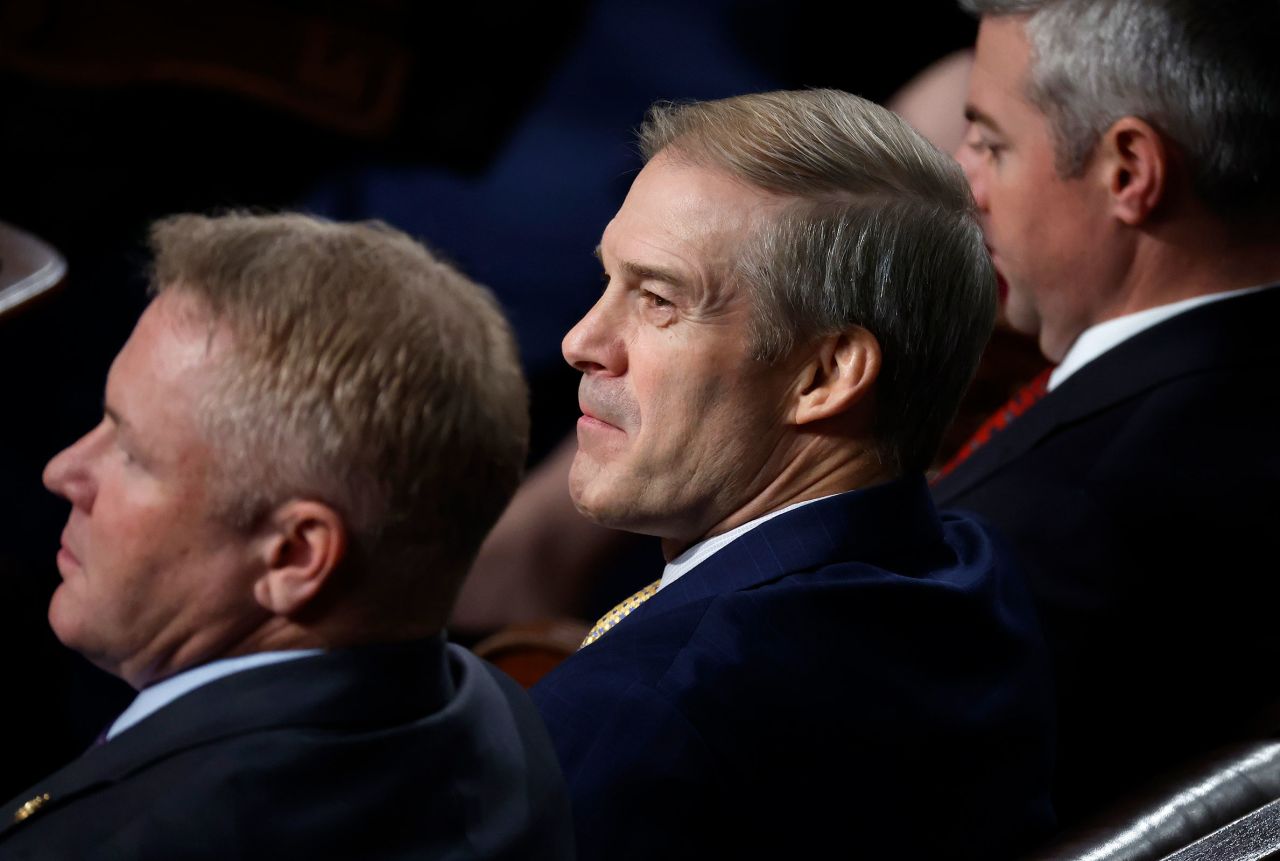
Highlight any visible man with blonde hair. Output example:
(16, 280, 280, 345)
(531, 90, 1055, 859)
(1, 213, 572, 859)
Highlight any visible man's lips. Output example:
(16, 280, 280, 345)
(57, 532, 81, 570)
(578, 404, 622, 431)
(577, 377, 638, 432)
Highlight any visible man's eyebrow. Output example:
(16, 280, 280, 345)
(964, 105, 1004, 136)
(594, 244, 691, 292)
(619, 260, 690, 291)
(596, 245, 691, 291)
(103, 403, 130, 432)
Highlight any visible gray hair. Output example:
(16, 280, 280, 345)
(960, 0, 1280, 220)
(639, 89, 996, 475)
(149, 213, 529, 622)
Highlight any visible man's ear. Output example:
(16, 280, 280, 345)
(1100, 116, 1168, 226)
(792, 327, 881, 426)
(252, 500, 348, 617)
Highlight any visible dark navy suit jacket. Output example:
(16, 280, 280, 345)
(532, 476, 1055, 860)
(1, 637, 574, 860)
(933, 287, 1280, 818)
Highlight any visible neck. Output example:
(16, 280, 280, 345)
(117, 611, 278, 690)
(660, 433, 894, 560)
(121, 613, 440, 690)
(1104, 220, 1280, 326)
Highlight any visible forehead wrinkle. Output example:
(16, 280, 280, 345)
(619, 259, 691, 291)
(610, 155, 787, 313)
(600, 216, 702, 299)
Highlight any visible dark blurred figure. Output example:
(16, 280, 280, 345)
(937, 0, 1280, 820)
(0, 220, 78, 800)
(0, 213, 571, 859)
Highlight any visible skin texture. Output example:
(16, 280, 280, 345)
(449, 68, 987, 633)
(562, 151, 887, 560)
(563, 153, 798, 556)
(956, 16, 1119, 362)
(43, 292, 270, 690)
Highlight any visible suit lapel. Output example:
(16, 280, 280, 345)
(0, 721, 166, 837)
(636, 475, 944, 619)
(934, 286, 1280, 503)
(1, 636, 452, 837)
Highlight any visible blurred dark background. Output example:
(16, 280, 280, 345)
(0, 0, 976, 798)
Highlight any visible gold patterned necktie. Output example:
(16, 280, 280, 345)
(580, 579, 662, 648)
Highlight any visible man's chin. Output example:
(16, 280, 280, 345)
(46, 597, 127, 681)
(567, 456, 611, 522)
(46, 584, 85, 650)
(999, 287, 1042, 338)
(567, 479, 621, 528)
(568, 462, 638, 531)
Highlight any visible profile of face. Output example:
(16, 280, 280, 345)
(562, 152, 800, 550)
(956, 15, 1116, 361)
(43, 291, 263, 688)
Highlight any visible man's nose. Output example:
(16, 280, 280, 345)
(562, 293, 625, 375)
(43, 422, 104, 510)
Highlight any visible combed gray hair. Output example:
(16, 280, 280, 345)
(960, 0, 1280, 220)
(639, 89, 996, 475)
(149, 213, 529, 623)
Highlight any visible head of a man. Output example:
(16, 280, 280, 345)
(43, 213, 528, 688)
(957, 0, 1280, 360)
(563, 89, 995, 554)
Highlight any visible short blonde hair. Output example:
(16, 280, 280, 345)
(149, 213, 529, 619)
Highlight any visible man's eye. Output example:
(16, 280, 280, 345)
(643, 290, 673, 309)
(968, 138, 1003, 161)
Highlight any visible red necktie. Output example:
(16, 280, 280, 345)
(933, 367, 1053, 481)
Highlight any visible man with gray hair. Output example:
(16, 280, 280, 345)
(1, 213, 573, 859)
(935, 0, 1280, 817)
(531, 90, 1055, 859)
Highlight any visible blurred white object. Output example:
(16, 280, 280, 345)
(0, 220, 67, 317)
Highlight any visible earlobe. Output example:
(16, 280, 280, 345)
(1103, 117, 1167, 226)
(252, 501, 348, 617)
(793, 328, 881, 426)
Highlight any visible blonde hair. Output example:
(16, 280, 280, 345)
(149, 212, 529, 621)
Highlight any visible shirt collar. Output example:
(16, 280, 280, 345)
(107, 649, 324, 741)
(1049, 283, 1277, 391)
(659, 493, 841, 590)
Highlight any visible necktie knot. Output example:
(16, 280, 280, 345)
(580, 579, 662, 648)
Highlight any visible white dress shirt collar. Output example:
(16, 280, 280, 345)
(1049, 283, 1276, 392)
(107, 649, 324, 741)
(659, 493, 841, 590)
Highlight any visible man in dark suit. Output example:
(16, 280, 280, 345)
(530, 90, 1055, 859)
(0, 214, 573, 859)
(937, 0, 1280, 818)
